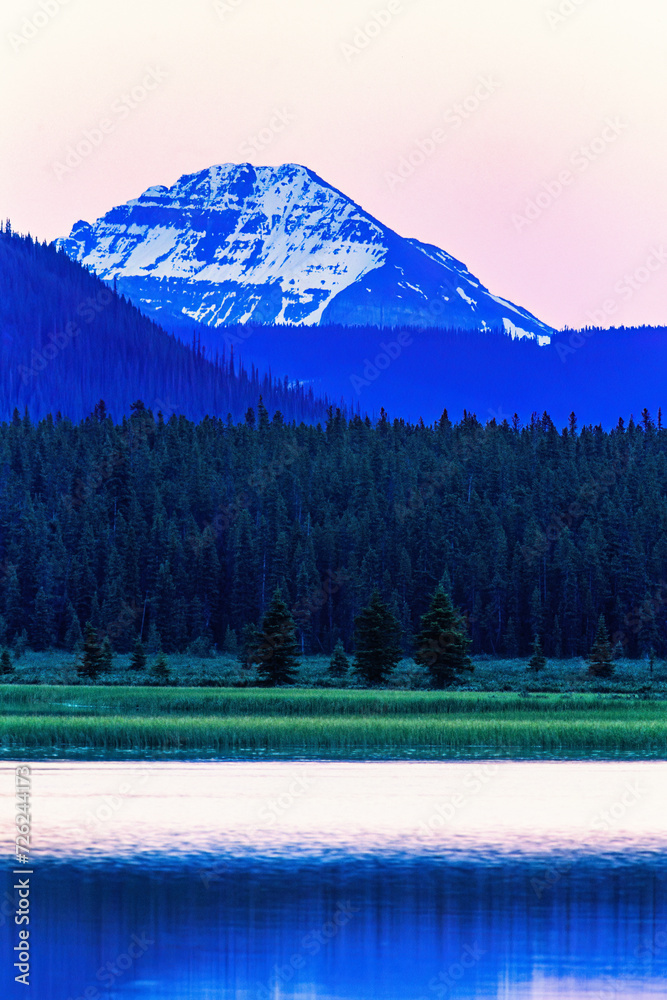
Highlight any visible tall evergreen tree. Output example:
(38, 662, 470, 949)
(64, 601, 84, 651)
(150, 652, 170, 685)
(239, 623, 263, 669)
(79, 622, 103, 680)
(328, 640, 350, 681)
(0, 649, 13, 676)
(100, 636, 113, 673)
(528, 635, 547, 672)
(222, 626, 238, 654)
(353, 590, 402, 686)
(31, 586, 55, 651)
(3, 565, 23, 641)
(589, 615, 614, 678)
(153, 561, 176, 651)
(415, 587, 472, 688)
(256, 590, 300, 686)
(129, 637, 147, 672)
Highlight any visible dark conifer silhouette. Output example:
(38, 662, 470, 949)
(354, 590, 402, 686)
(528, 636, 547, 673)
(79, 622, 103, 680)
(589, 616, 614, 678)
(415, 587, 472, 688)
(150, 652, 170, 685)
(130, 638, 147, 672)
(256, 590, 300, 686)
(328, 641, 350, 681)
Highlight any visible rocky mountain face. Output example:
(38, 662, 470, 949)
(59, 163, 553, 342)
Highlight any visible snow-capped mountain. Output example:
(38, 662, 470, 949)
(59, 163, 553, 342)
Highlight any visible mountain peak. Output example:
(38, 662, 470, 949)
(58, 162, 553, 338)
(130, 162, 327, 210)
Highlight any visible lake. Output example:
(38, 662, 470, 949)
(2, 761, 667, 998)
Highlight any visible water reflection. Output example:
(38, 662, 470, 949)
(4, 855, 665, 999)
(2, 761, 666, 863)
(1, 762, 666, 998)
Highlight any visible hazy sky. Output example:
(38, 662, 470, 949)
(2, 0, 666, 330)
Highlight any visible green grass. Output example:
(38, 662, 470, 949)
(1, 685, 666, 759)
(2, 684, 667, 717)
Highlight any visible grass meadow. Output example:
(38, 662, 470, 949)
(1, 675, 666, 759)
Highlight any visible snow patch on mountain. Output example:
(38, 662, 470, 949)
(59, 162, 554, 341)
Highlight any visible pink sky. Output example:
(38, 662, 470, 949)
(2, 0, 666, 331)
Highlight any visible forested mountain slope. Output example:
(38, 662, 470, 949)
(0, 404, 665, 659)
(0, 225, 331, 423)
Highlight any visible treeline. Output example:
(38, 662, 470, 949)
(1, 402, 667, 660)
(0, 224, 331, 423)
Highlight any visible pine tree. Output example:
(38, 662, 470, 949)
(100, 636, 113, 673)
(353, 590, 402, 686)
(3, 565, 23, 642)
(64, 601, 84, 651)
(415, 587, 472, 688)
(239, 623, 262, 669)
(129, 637, 147, 672)
(256, 589, 300, 686)
(101, 547, 124, 638)
(31, 586, 55, 651)
(328, 640, 350, 680)
(13, 629, 28, 660)
(232, 510, 259, 628)
(0, 649, 13, 675)
(503, 616, 519, 657)
(145, 620, 162, 654)
(589, 615, 614, 678)
(150, 652, 170, 685)
(528, 635, 547, 672)
(222, 626, 238, 654)
(79, 622, 103, 680)
(153, 561, 176, 651)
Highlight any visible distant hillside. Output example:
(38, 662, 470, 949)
(183, 318, 667, 428)
(0, 224, 333, 424)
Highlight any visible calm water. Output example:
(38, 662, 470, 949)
(2, 762, 667, 998)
